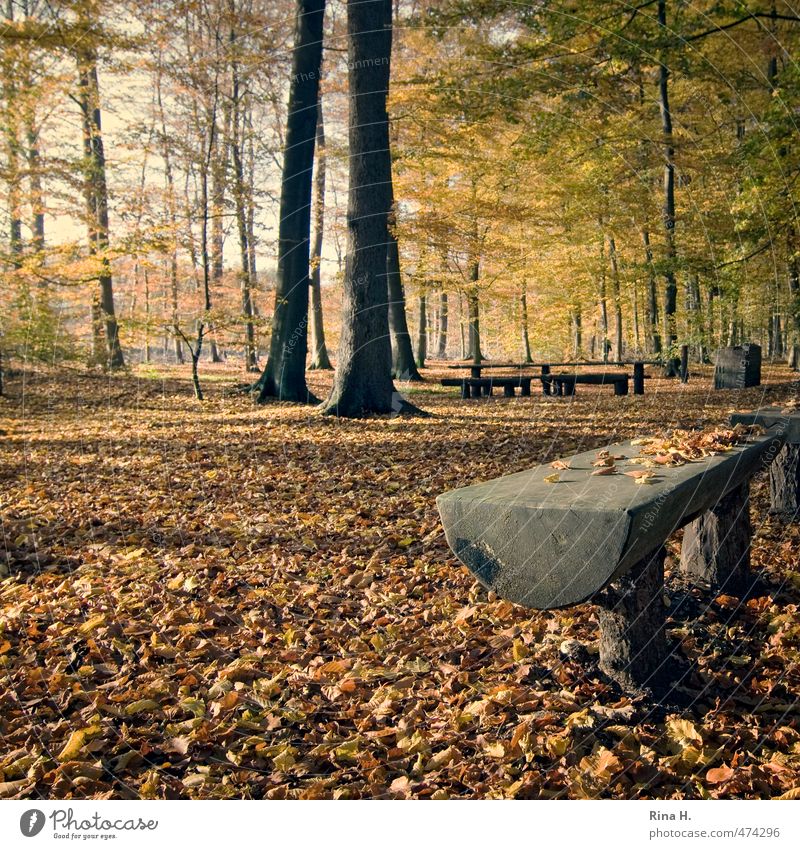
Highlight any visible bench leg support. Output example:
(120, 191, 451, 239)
(770, 444, 800, 518)
(520, 379, 531, 397)
(680, 480, 753, 595)
(461, 381, 471, 400)
(503, 383, 515, 397)
(595, 546, 670, 693)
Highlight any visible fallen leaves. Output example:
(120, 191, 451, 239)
(0, 366, 799, 800)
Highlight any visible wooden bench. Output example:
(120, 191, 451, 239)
(441, 376, 533, 399)
(437, 417, 794, 695)
(540, 371, 630, 397)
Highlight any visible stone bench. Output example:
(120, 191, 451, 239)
(441, 376, 533, 399)
(437, 420, 790, 694)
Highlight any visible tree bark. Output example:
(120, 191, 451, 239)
(520, 284, 532, 363)
(229, 10, 258, 371)
(309, 99, 332, 370)
(658, 0, 678, 374)
(387, 181, 421, 380)
(436, 290, 448, 358)
(608, 236, 623, 361)
(680, 481, 753, 595)
(415, 294, 427, 369)
(595, 546, 671, 693)
(76, 46, 124, 369)
(642, 229, 661, 354)
(321, 0, 419, 417)
(259, 0, 325, 403)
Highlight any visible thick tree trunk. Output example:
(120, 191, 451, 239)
(309, 100, 332, 370)
(680, 481, 753, 595)
(77, 48, 124, 369)
(436, 290, 448, 358)
(259, 0, 325, 403)
(595, 546, 670, 693)
(658, 0, 678, 375)
(321, 0, 419, 417)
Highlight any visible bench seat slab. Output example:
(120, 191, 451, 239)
(437, 429, 784, 609)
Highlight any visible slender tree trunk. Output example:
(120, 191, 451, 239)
(436, 290, 448, 358)
(415, 294, 427, 368)
(77, 47, 124, 369)
(322, 0, 420, 416)
(229, 14, 258, 371)
(387, 181, 421, 379)
(143, 266, 152, 364)
(571, 305, 582, 358)
(459, 291, 466, 359)
(2, 3, 22, 263)
(520, 284, 533, 363)
(608, 236, 623, 361)
(259, 0, 325, 403)
(658, 0, 678, 374)
(467, 259, 483, 363)
(642, 229, 661, 354)
(309, 99, 332, 370)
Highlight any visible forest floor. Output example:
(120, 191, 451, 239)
(1, 361, 800, 799)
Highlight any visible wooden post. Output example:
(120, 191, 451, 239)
(541, 364, 551, 396)
(770, 444, 800, 518)
(680, 480, 753, 595)
(614, 377, 629, 396)
(680, 344, 689, 383)
(461, 380, 471, 400)
(595, 546, 670, 693)
(503, 383, 515, 397)
(633, 361, 645, 395)
(520, 378, 531, 397)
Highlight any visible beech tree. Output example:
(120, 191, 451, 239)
(321, 0, 419, 417)
(258, 0, 324, 403)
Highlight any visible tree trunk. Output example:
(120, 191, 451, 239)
(467, 260, 483, 363)
(658, 0, 678, 374)
(229, 14, 258, 371)
(571, 305, 582, 358)
(608, 236, 623, 361)
(156, 68, 184, 365)
(436, 290, 448, 358)
(387, 185, 421, 380)
(321, 0, 419, 417)
(415, 294, 427, 369)
(520, 284, 533, 363)
(77, 47, 124, 369)
(309, 99, 332, 370)
(259, 0, 325, 403)
(642, 229, 661, 354)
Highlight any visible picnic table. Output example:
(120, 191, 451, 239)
(443, 361, 653, 396)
